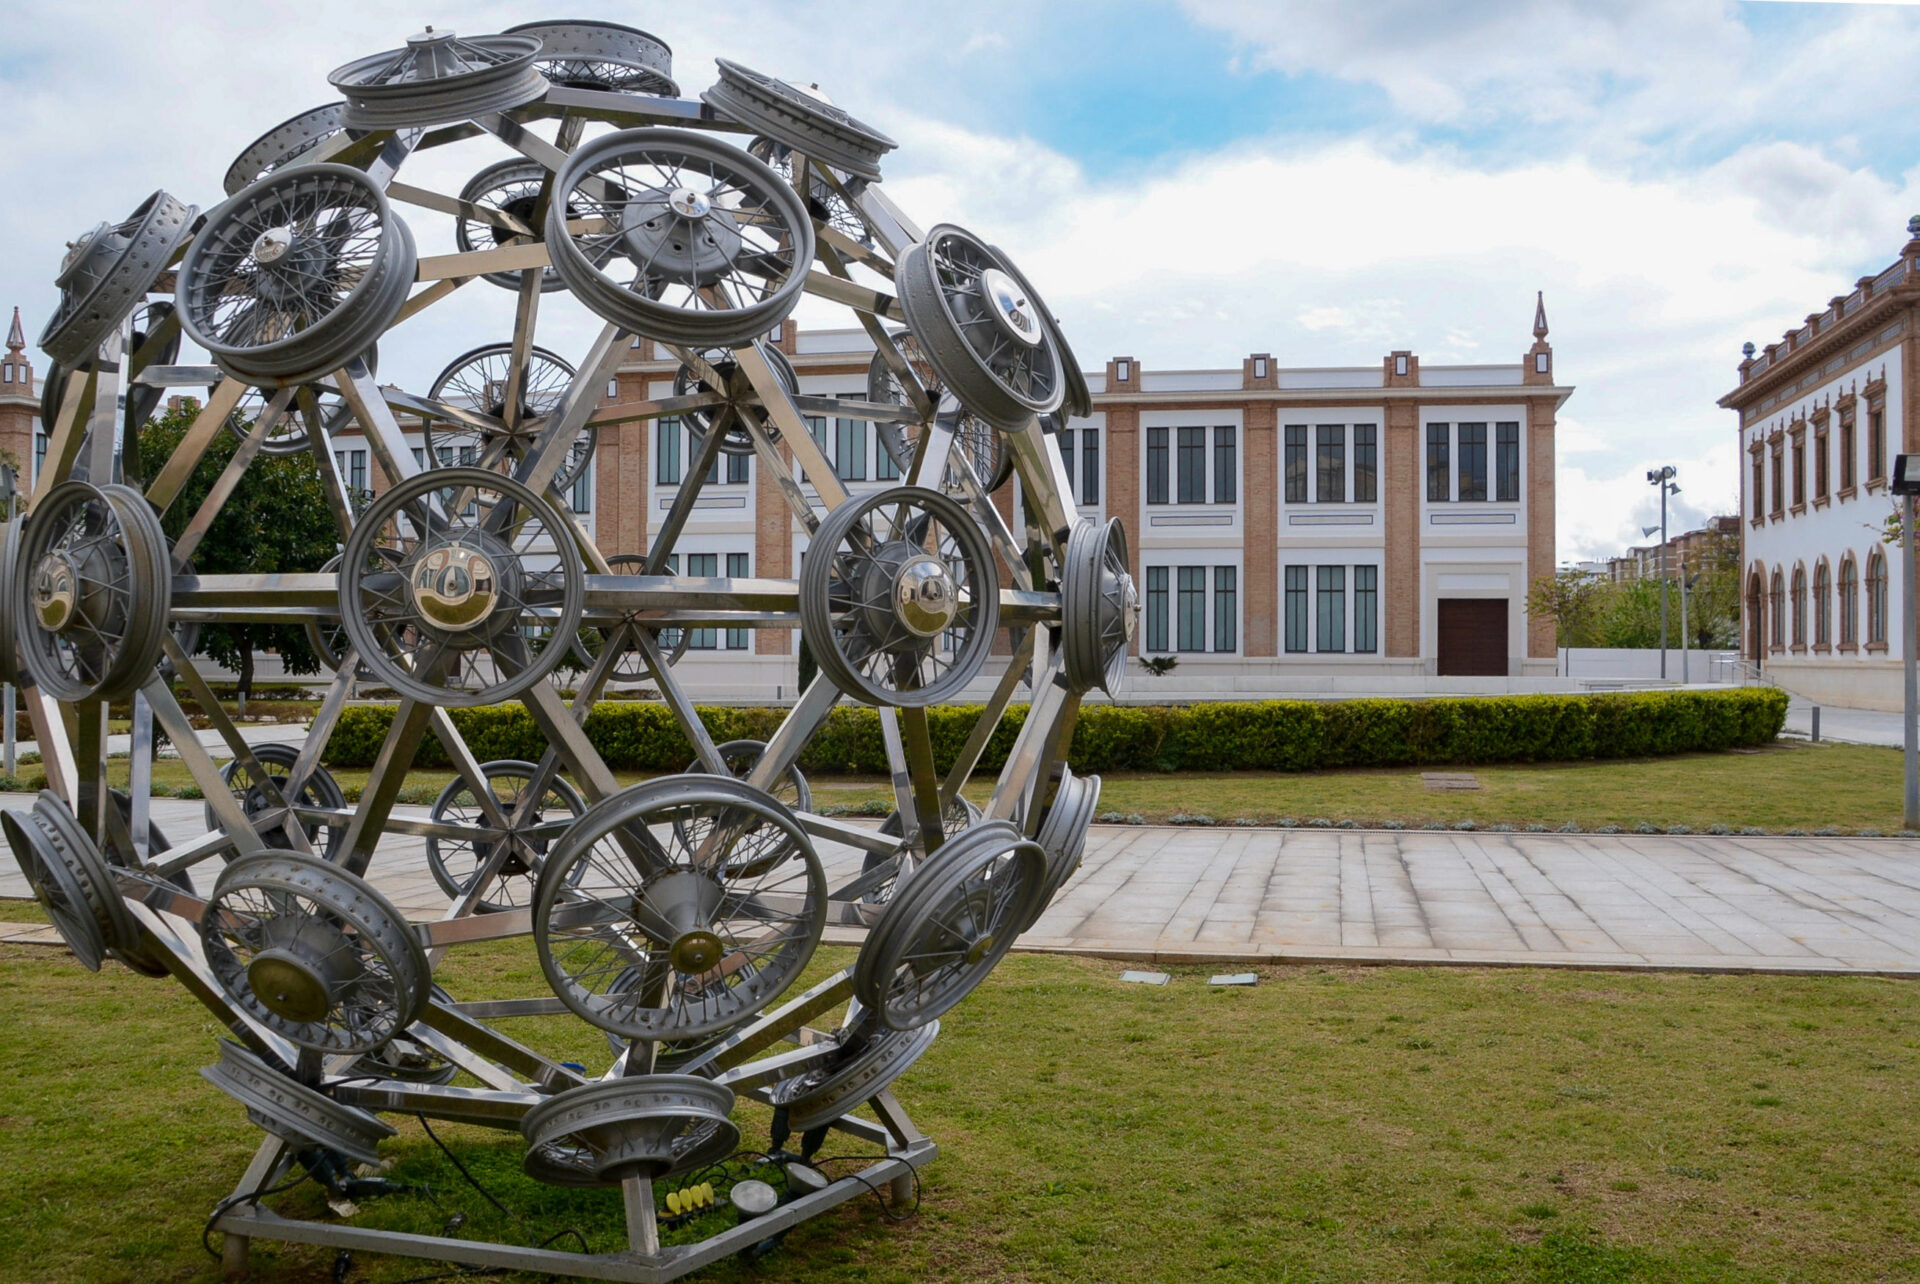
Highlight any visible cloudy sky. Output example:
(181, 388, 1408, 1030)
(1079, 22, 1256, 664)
(5, 0, 1919, 560)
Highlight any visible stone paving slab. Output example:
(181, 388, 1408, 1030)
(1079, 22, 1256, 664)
(2, 793, 1918, 974)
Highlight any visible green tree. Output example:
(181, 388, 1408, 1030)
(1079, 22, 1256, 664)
(1525, 568, 1609, 648)
(137, 400, 339, 704)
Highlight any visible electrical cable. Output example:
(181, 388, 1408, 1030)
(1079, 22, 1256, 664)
(201, 1168, 314, 1259)
(806, 1153, 924, 1221)
(417, 1115, 510, 1216)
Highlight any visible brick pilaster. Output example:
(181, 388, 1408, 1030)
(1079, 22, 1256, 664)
(1384, 399, 1420, 656)
(1243, 402, 1278, 655)
(1526, 395, 1558, 659)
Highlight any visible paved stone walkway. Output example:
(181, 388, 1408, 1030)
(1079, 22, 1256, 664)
(3, 794, 1917, 974)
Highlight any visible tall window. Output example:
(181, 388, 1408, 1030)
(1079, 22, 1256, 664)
(1316, 567, 1346, 652)
(1814, 560, 1831, 647)
(338, 448, 367, 494)
(1284, 426, 1308, 503)
(1814, 428, 1829, 500)
(1213, 427, 1236, 503)
(726, 450, 749, 484)
(1214, 567, 1237, 652)
(1495, 421, 1519, 502)
(1354, 425, 1377, 503)
(1868, 551, 1888, 644)
(1426, 424, 1449, 501)
(1145, 566, 1169, 651)
(835, 417, 865, 481)
(1791, 436, 1805, 507)
(1176, 566, 1206, 650)
(1840, 411, 1857, 490)
(1146, 427, 1169, 504)
(1840, 556, 1859, 645)
(656, 418, 681, 485)
(1175, 427, 1206, 503)
(1059, 430, 1074, 500)
(1791, 564, 1807, 648)
(1080, 428, 1101, 503)
(1869, 406, 1886, 481)
(1316, 426, 1344, 503)
(571, 456, 593, 513)
(34, 431, 47, 483)
(1457, 422, 1488, 502)
(1770, 446, 1783, 516)
(875, 435, 900, 481)
(1751, 449, 1765, 520)
(726, 553, 750, 649)
(1284, 566, 1308, 653)
(686, 553, 718, 649)
(1354, 565, 1378, 653)
(1769, 570, 1785, 649)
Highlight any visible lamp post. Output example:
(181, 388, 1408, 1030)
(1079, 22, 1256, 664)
(1646, 467, 1678, 680)
(1891, 454, 1920, 829)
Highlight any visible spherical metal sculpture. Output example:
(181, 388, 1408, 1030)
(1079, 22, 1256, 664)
(2, 21, 1134, 1280)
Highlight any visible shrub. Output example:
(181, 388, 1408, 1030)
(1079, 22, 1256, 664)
(320, 687, 1789, 776)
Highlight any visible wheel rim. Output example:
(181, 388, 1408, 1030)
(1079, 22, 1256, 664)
(206, 743, 348, 863)
(750, 137, 873, 247)
(799, 485, 999, 707)
(202, 850, 430, 1054)
(327, 29, 548, 130)
(865, 796, 982, 905)
(774, 1015, 940, 1132)
(425, 759, 586, 912)
(177, 164, 414, 388)
(201, 1040, 395, 1166)
(693, 738, 813, 818)
(702, 59, 897, 183)
(853, 820, 1045, 1030)
(504, 20, 678, 96)
(896, 224, 1063, 430)
(1063, 518, 1138, 696)
(454, 160, 574, 294)
(1027, 770, 1101, 929)
(520, 1075, 738, 1182)
(868, 332, 1012, 493)
(533, 776, 826, 1040)
(40, 191, 197, 367)
(16, 481, 170, 702)
(338, 467, 585, 708)
(223, 103, 352, 197)
(425, 344, 590, 488)
(545, 128, 814, 348)
(1, 802, 109, 970)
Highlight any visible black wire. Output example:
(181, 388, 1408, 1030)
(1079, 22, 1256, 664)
(536, 1226, 593, 1253)
(201, 1168, 314, 1258)
(417, 1115, 511, 1216)
(803, 1153, 923, 1221)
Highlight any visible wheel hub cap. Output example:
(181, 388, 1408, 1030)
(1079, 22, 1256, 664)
(964, 932, 996, 966)
(30, 553, 80, 631)
(251, 226, 295, 266)
(412, 543, 499, 630)
(979, 267, 1043, 348)
(668, 187, 713, 219)
(671, 930, 725, 974)
(247, 949, 334, 1023)
(893, 554, 958, 637)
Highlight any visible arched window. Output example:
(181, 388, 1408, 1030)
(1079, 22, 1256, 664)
(1840, 555, 1859, 647)
(1868, 550, 1889, 646)
(1746, 568, 1766, 661)
(1814, 559, 1832, 647)
(1769, 570, 1786, 650)
(1791, 564, 1807, 649)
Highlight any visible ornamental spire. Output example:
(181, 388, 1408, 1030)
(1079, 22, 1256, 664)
(6, 307, 23, 353)
(1532, 291, 1549, 341)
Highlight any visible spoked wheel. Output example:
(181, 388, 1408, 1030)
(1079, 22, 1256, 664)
(544, 128, 814, 347)
(600, 966, 756, 1070)
(1062, 518, 1139, 697)
(798, 485, 999, 707)
(205, 743, 349, 863)
(895, 224, 1064, 430)
(202, 1040, 395, 1166)
(702, 60, 897, 183)
(0, 512, 23, 686)
(40, 191, 197, 366)
(853, 820, 1045, 1031)
(989, 246, 1092, 421)
(1026, 768, 1101, 930)
(0, 791, 147, 973)
(504, 19, 678, 96)
(533, 775, 827, 1041)
(222, 344, 374, 458)
(690, 739, 813, 815)
(327, 29, 548, 130)
(868, 332, 1013, 492)
(772, 1014, 940, 1131)
(454, 159, 572, 294)
(864, 796, 983, 905)
(521, 1076, 738, 1184)
(223, 103, 353, 197)
(306, 547, 400, 675)
(176, 163, 415, 388)
(15, 481, 170, 702)
(337, 467, 585, 708)
(425, 759, 587, 913)
(201, 849, 430, 1055)
(575, 553, 686, 681)
(672, 343, 797, 455)
(424, 343, 591, 489)
(749, 138, 873, 248)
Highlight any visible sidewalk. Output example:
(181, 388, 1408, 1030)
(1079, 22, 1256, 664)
(4, 795, 1917, 975)
(1781, 697, 1910, 748)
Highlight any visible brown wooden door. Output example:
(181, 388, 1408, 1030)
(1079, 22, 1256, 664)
(1437, 599, 1508, 676)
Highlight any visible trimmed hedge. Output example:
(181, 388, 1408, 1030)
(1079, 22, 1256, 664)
(320, 687, 1788, 775)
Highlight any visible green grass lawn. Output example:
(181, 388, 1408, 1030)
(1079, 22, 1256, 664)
(1, 916, 1916, 1283)
(9, 738, 1909, 834)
